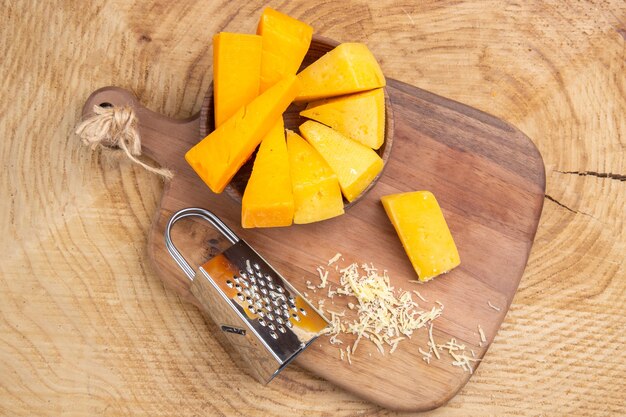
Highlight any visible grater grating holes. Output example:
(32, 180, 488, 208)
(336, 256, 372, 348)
(229, 261, 313, 341)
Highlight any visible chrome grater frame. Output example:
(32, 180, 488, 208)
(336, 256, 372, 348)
(165, 208, 330, 384)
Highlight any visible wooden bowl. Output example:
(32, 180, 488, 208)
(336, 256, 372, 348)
(200, 35, 394, 209)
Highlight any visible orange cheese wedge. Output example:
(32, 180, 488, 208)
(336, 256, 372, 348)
(241, 119, 294, 228)
(295, 43, 385, 102)
(300, 88, 385, 149)
(257, 8, 313, 92)
(299, 120, 383, 202)
(286, 130, 344, 224)
(381, 191, 461, 281)
(186, 75, 300, 194)
(213, 32, 262, 127)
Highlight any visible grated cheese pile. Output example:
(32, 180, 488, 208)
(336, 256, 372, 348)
(314, 256, 481, 373)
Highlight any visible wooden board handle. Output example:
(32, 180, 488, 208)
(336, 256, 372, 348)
(81, 86, 200, 169)
(81, 87, 239, 307)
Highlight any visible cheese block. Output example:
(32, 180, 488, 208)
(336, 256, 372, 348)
(257, 7, 313, 92)
(295, 43, 385, 102)
(186, 75, 300, 194)
(300, 88, 385, 149)
(286, 130, 344, 224)
(241, 119, 294, 228)
(299, 120, 383, 202)
(213, 32, 262, 127)
(381, 191, 460, 281)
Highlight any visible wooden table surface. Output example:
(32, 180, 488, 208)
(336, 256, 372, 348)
(1, 1, 624, 416)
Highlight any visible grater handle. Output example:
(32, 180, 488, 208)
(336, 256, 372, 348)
(165, 207, 240, 281)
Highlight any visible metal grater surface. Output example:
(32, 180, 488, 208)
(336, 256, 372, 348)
(165, 207, 330, 384)
(202, 240, 329, 362)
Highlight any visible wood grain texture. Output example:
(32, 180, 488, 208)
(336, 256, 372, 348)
(1, 1, 624, 416)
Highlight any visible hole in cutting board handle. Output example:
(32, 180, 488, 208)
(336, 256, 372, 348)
(95, 102, 121, 150)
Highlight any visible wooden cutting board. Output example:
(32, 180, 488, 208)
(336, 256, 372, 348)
(81, 76, 545, 411)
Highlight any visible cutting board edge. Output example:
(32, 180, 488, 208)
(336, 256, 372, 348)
(387, 78, 547, 191)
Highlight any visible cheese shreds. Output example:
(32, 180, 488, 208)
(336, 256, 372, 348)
(327, 284, 336, 298)
(323, 262, 445, 357)
(313, 257, 481, 373)
(327, 309, 345, 316)
(389, 337, 404, 354)
(329, 333, 343, 345)
(488, 301, 501, 311)
(478, 324, 487, 344)
(372, 337, 385, 355)
(328, 253, 342, 266)
(439, 338, 465, 352)
(413, 290, 427, 302)
(437, 338, 481, 374)
(428, 323, 441, 359)
(317, 266, 329, 288)
(317, 299, 326, 315)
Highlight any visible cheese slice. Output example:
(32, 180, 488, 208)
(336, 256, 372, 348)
(299, 120, 383, 202)
(213, 32, 262, 127)
(241, 119, 294, 228)
(381, 191, 460, 281)
(257, 8, 313, 92)
(300, 88, 385, 149)
(286, 130, 344, 224)
(185, 75, 300, 194)
(295, 43, 385, 102)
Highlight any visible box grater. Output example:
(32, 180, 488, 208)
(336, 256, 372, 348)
(165, 207, 330, 384)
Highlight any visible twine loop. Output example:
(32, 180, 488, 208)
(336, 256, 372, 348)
(75, 104, 173, 179)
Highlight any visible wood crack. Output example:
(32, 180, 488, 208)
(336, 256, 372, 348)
(544, 194, 599, 221)
(544, 194, 577, 213)
(556, 170, 626, 182)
